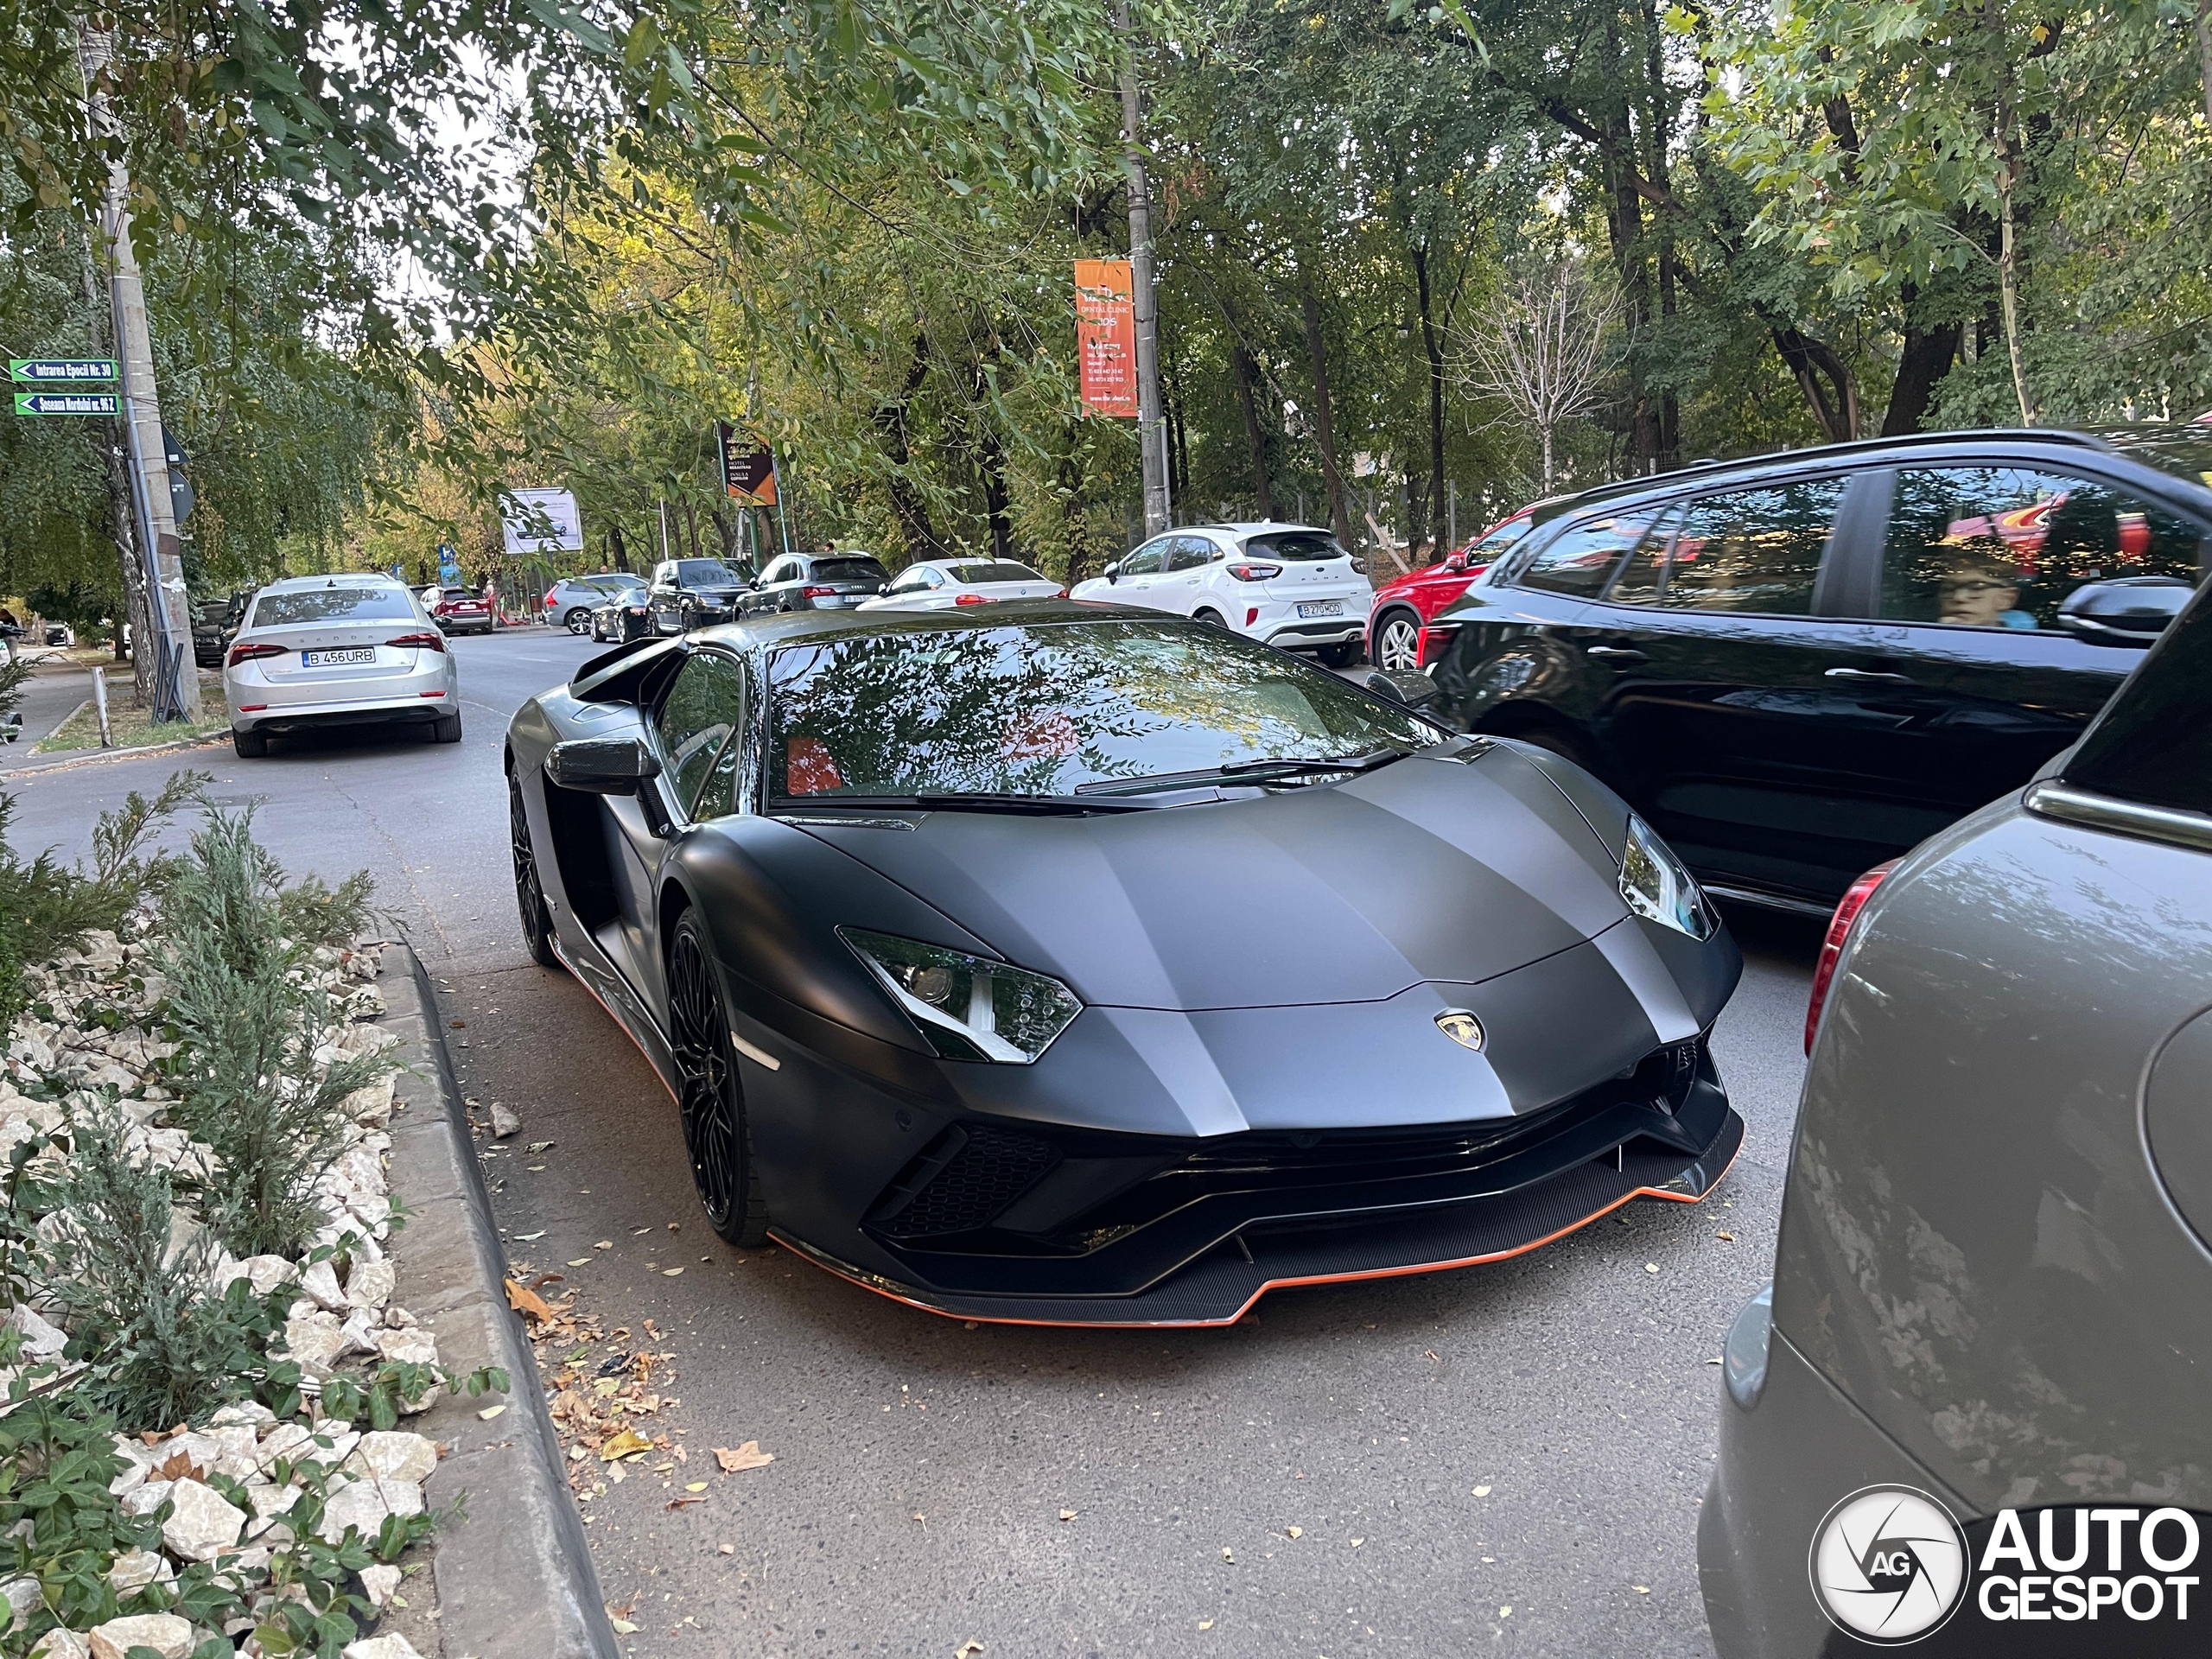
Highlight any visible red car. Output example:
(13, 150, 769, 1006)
(423, 585, 493, 636)
(1365, 508, 1540, 671)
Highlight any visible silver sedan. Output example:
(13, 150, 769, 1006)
(223, 575, 460, 757)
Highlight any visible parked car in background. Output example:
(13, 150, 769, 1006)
(856, 557, 1063, 611)
(646, 558, 756, 634)
(1700, 569, 2212, 1657)
(43, 623, 72, 648)
(421, 585, 493, 636)
(1424, 427, 2212, 912)
(545, 575, 641, 634)
(588, 576, 652, 642)
(191, 591, 251, 667)
(1070, 522, 1370, 667)
(224, 575, 458, 756)
(1367, 507, 1541, 671)
(740, 550, 894, 616)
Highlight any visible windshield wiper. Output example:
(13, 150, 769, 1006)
(1073, 747, 1413, 796)
(773, 791, 1162, 816)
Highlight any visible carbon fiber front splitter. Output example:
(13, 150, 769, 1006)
(775, 1107, 1745, 1328)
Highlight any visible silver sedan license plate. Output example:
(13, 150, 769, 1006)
(303, 647, 376, 667)
(1297, 600, 1344, 620)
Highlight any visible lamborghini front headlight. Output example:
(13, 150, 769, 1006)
(839, 928, 1081, 1064)
(1619, 814, 1715, 940)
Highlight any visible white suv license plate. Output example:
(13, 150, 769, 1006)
(1297, 600, 1344, 620)
(302, 647, 376, 667)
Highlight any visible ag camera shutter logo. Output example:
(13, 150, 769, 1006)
(1808, 1485, 1970, 1644)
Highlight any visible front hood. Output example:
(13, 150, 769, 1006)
(791, 747, 1633, 1009)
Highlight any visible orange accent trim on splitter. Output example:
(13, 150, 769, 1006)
(772, 1133, 1744, 1330)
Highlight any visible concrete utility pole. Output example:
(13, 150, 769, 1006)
(77, 22, 198, 719)
(1116, 0, 1170, 538)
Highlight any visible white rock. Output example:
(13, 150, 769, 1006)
(87, 1614, 194, 1659)
(5, 1305, 67, 1361)
(282, 1313, 347, 1378)
(107, 1547, 175, 1593)
(1, 1573, 44, 1626)
(346, 1431, 439, 1487)
(316, 1476, 393, 1543)
(159, 1478, 246, 1562)
(120, 1478, 173, 1517)
(342, 1075, 396, 1128)
(229, 1255, 298, 1297)
(29, 1630, 88, 1659)
(298, 1259, 346, 1312)
(338, 1308, 380, 1357)
(209, 1402, 277, 1431)
(375, 1325, 437, 1368)
(358, 1562, 401, 1611)
(488, 1102, 521, 1137)
(344, 1258, 395, 1311)
(207, 1424, 261, 1482)
(341, 1636, 425, 1659)
(243, 1482, 302, 1543)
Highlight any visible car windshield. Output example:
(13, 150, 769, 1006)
(1471, 516, 1534, 556)
(813, 557, 891, 584)
(250, 588, 415, 627)
(945, 562, 1046, 584)
(677, 560, 745, 585)
(766, 619, 1439, 798)
(1242, 531, 1346, 562)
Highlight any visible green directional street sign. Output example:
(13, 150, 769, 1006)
(9, 358, 117, 385)
(14, 391, 118, 416)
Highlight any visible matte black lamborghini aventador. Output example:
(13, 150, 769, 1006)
(504, 600, 1745, 1326)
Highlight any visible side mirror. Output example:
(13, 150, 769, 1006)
(1103, 562, 1120, 584)
(876, 582, 889, 594)
(2056, 576, 2192, 646)
(1442, 552, 1469, 573)
(1362, 668, 1442, 709)
(546, 736, 662, 795)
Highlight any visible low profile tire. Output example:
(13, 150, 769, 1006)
(1192, 607, 1227, 629)
(1372, 609, 1422, 672)
(508, 772, 563, 972)
(666, 911, 768, 1246)
(232, 728, 268, 758)
(1317, 641, 1360, 669)
(563, 607, 590, 635)
(431, 710, 462, 744)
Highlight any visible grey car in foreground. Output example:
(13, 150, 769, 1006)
(505, 602, 1745, 1325)
(1700, 571, 2212, 1653)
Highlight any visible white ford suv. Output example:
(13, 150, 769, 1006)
(1070, 523, 1370, 665)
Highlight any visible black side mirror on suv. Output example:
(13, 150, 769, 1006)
(2057, 576, 2194, 646)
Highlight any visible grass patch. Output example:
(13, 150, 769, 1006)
(35, 670, 228, 752)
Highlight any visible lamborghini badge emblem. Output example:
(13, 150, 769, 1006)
(1434, 1009, 1485, 1052)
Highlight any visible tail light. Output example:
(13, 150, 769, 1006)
(803, 586, 838, 600)
(388, 631, 447, 652)
(954, 593, 989, 607)
(543, 592, 557, 607)
(1227, 562, 1282, 582)
(1805, 861, 1895, 1054)
(1056, 588, 1069, 599)
(226, 641, 285, 666)
(1417, 624, 1459, 666)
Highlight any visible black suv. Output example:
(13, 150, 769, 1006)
(647, 558, 757, 635)
(1425, 427, 2212, 911)
(739, 550, 893, 615)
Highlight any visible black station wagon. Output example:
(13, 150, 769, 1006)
(1424, 428, 2212, 912)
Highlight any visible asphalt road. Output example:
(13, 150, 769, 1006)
(1, 628, 1822, 1658)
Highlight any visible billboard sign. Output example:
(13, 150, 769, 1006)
(718, 423, 779, 506)
(499, 487, 584, 556)
(1075, 259, 1137, 417)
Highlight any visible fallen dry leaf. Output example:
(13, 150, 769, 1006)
(1058, 1510, 1077, 1522)
(1473, 1484, 1491, 1497)
(714, 1441, 774, 1473)
(601, 1428, 654, 1461)
(1351, 1538, 1364, 1548)
(1716, 1230, 1736, 1243)
(567, 1258, 593, 1267)
(478, 1404, 507, 1421)
(666, 1496, 704, 1510)
(1285, 1526, 1302, 1539)
(155, 1452, 203, 1482)
(685, 1482, 708, 1493)
(504, 1279, 555, 1322)
(1197, 1619, 1213, 1630)
(957, 1644, 984, 1658)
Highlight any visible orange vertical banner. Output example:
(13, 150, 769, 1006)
(1074, 258, 1138, 417)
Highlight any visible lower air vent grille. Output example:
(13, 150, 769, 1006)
(874, 1126, 1059, 1240)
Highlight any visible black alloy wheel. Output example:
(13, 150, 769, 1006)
(508, 772, 563, 971)
(667, 911, 768, 1245)
(1373, 610, 1422, 672)
(564, 607, 591, 635)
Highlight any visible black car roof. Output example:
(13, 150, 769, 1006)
(1531, 427, 2209, 526)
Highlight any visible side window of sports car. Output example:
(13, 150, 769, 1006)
(655, 652, 749, 820)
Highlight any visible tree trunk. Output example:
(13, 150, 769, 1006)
(875, 332, 941, 557)
(1298, 272, 1355, 548)
(1880, 319, 1964, 435)
(1771, 327, 1860, 442)
(1226, 328, 1275, 518)
(1412, 243, 1449, 552)
(1997, 141, 2033, 424)
(2198, 0, 2212, 126)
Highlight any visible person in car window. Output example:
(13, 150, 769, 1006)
(1936, 549, 2037, 629)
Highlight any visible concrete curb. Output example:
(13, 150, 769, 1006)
(16, 727, 232, 772)
(377, 941, 619, 1659)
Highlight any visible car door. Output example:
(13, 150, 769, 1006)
(1832, 461, 2211, 829)
(1154, 535, 1216, 616)
(600, 648, 749, 1007)
(1109, 537, 1173, 608)
(1579, 472, 1908, 907)
(753, 556, 799, 613)
(648, 563, 683, 632)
